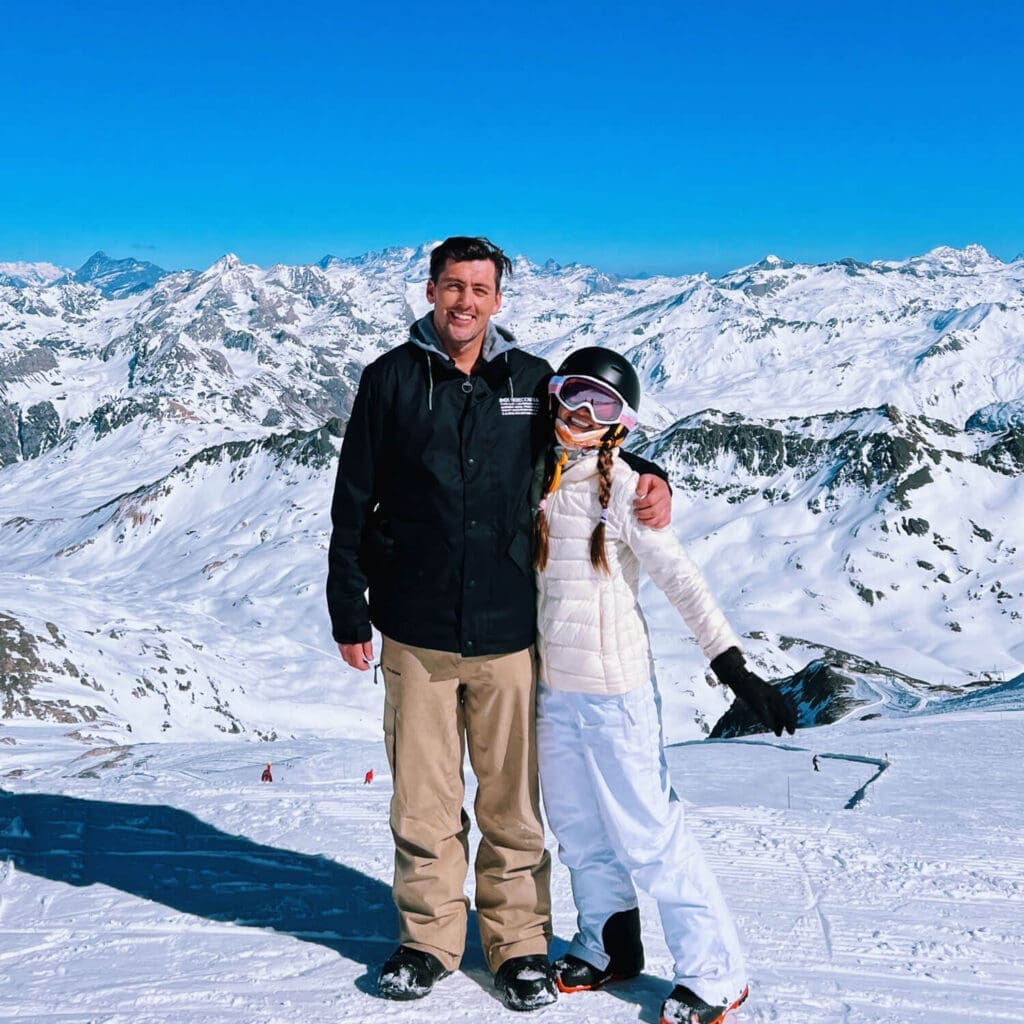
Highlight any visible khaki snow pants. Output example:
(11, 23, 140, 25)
(380, 636, 552, 973)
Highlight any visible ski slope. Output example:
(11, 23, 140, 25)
(3, 707, 1022, 1023)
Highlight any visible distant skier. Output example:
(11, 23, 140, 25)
(261, 763, 273, 783)
(364, 768, 374, 784)
(533, 347, 797, 1024)
(813, 755, 820, 772)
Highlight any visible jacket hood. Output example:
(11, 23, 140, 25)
(409, 312, 518, 364)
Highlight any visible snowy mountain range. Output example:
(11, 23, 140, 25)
(1, 244, 1022, 746)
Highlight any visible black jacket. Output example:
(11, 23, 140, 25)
(326, 314, 664, 656)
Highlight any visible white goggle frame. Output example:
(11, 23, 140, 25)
(549, 374, 638, 430)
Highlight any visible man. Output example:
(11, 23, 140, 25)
(326, 237, 671, 1010)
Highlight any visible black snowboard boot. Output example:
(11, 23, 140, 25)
(659, 983, 749, 1024)
(554, 908, 645, 992)
(493, 954, 558, 1011)
(553, 953, 616, 992)
(376, 945, 451, 1000)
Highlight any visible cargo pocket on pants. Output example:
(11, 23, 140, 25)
(383, 700, 397, 778)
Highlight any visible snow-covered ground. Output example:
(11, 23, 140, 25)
(3, 704, 1023, 1023)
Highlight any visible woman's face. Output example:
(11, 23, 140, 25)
(556, 400, 599, 432)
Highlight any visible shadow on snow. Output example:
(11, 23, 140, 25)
(0, 788, 420, 972)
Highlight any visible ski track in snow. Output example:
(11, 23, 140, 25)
(2, 713, 1023, 1023)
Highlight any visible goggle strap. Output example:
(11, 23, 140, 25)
(545, 448, 569, 499)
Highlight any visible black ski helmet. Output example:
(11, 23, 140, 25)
(555, 346, 641, 415)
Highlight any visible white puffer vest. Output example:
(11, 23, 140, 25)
(536, 450, 740, 695)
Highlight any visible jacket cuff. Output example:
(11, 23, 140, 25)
(328, 598, 372, 646)
(332, 628, 372, 646)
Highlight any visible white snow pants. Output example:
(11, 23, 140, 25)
(536, 681, 747, 1005)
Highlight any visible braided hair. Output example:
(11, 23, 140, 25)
(534, 437, 620, 574)
(532, 448, 563, 573)
(589, 444, 615, 574)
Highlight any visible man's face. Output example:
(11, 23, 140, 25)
(426, 259, 502, 354)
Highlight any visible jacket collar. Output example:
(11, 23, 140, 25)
(408, 312, 518, 366)
(559, 446, 620, 481)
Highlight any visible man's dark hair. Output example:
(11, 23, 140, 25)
(429, 236, 514, 291)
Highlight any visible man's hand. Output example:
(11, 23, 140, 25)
(634, 473, 672, 528)
(338, 640, 374, 670)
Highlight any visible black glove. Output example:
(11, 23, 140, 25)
(710, 647, 797, 737)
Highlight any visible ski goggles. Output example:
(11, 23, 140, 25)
(548, 374, 638, 429)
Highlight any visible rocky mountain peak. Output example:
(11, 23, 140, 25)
(73, 251, 170, 298)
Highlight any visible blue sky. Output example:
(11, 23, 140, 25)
(1, 0, 1021, 276)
